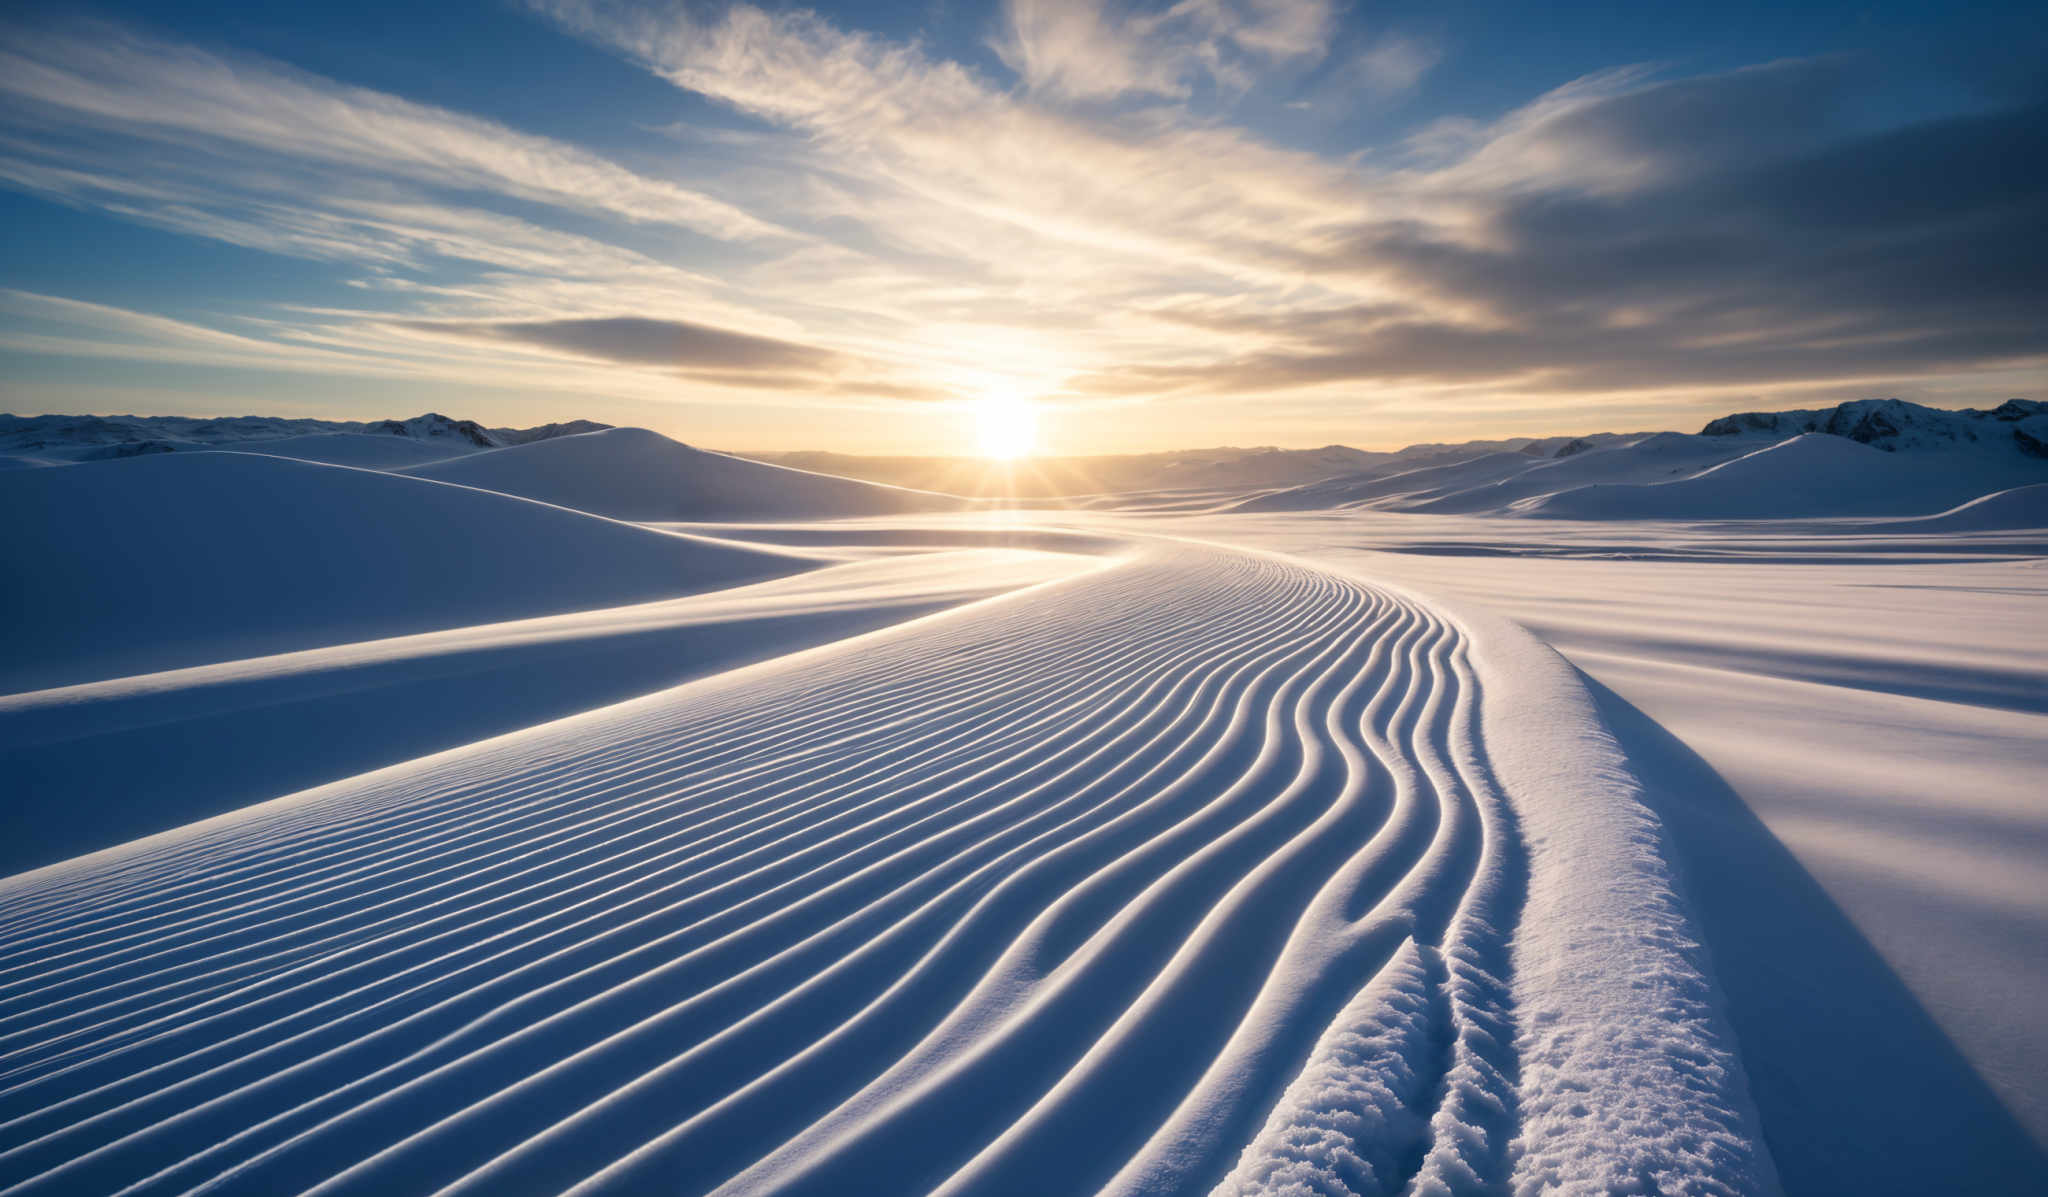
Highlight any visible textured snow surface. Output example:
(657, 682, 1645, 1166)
(6, 413, 2041, 1194)
(0, 547, 1093, 876)
(0, 536, 1775, 1196)
(1169, 510, 2048, 1191)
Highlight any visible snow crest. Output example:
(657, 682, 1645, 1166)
(0, 542, 1778, 1194)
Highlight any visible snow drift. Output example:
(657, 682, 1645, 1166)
(1865, 483, 2048, 532)
(404, 427, 963, 521)
(1514, 433, 2030, 520)
(0, 541, 1779, 1196)
(0, 451, 808, 692)
(223, 433, 480, 469)
(1216, 398, 2048, 520)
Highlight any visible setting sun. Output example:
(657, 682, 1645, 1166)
(5, 0, 2040, 1189)
(973, 395, 1038, 460)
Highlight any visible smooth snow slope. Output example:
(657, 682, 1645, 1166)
(1518, 434, 2045, 520)
(0, 549, 1091, 876)
(1234, 451, 1537, 513)
(1866, 483, 2048, 532)
(1399, 432, 1747, 515)
(405, 428, 962, 521)
(0, 541, 1775, 1196)
(0, 452, 809, 692)
(221, 433, 481, 469)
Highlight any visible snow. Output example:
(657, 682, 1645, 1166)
(403, 427, 963, 521)
(0, 450, 808, 691)
(1516, 433, 2040, 520)
(1223, 399, 2048, 520)
(1157, 508, 2048, 1190)
(1868, 483, 2048, 532)
(0, 519, 1784, 1195)
(0, 547, 1094, 876)
(1, 404, 2043, 1195)
(1235, 450, 1538, 512)
(0, 411, 605, 466)
(222, 432, 482, 469)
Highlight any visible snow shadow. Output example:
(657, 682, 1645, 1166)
(0, 603, 959, 878)
(1582, 674, 2046, 1193)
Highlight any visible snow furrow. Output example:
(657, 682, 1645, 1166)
(0, 541, 1771, 1195)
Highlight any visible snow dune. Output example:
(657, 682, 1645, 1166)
(403, 428, 962, 521)
(1218, 403, 2048, 521)
(1864, 482, 2048, 532)
(0, 451, 810, 692)
(0, 541, 1773, 1196)
(1514, 433, 2021, 520)
(220, 433, 481, 469)
(1234, 450, 1538, 513)
(0, 548, 1093, 876)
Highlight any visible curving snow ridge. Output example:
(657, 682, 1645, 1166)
(1222, 422, 2048, 521)
(1863, 482, 2048, 532)
(403, 428, 963, 522)
(0, 451, 811, 692)
(1515, 433, 2045, 521)
(0, 542, 1775, 1196)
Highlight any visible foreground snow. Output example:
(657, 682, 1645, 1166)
(3, 418, 2042, 1194)
(1159, 509, 2048, 1192)
(0, 538, 1775, 1195)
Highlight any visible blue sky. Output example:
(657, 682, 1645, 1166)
(1, 0, 2042, 452)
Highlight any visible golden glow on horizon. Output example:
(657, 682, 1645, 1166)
(972, 394, 1039, 460)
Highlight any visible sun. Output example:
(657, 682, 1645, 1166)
(973, 395, 1038, 460)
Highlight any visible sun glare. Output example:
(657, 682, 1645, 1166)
(973, 395, 1038, 460)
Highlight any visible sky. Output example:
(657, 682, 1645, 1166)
(0, 0, 2043, 454)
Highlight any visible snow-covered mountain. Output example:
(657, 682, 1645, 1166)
(0, 411, 609, 468)
(6, 396, 2042, 520)
(1233, 398, 2048, 520)
(1701, 396, 2047, 456)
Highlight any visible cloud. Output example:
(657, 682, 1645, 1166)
(409, 315, 839, 370)
(1080, 89, 2048, 398)
(390, 314, 967, 402)
(4, 6, 2041, 444)
(1354, 35, 1441, 99)
(992, 0, 1340, 102)
(0, 22, 786, 242)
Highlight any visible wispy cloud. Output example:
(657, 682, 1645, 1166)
(0, 23, 785, 242)
(992, 0, 1341, 102)
(2, 6, 2041, 449)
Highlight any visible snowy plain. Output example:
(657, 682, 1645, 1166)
(1, 408, 2043, 1195)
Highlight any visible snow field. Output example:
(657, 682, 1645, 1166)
(0, 542, 1773, 1195)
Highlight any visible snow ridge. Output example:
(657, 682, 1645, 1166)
(0, 544, 1774, 1195)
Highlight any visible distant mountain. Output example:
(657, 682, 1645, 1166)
(494, 419, 613, 446)
(1515, 433, 2007, 520)
(0, 411, 612, 468)
(361, 413, 500, 447)
(1700, 397, 2047, 456)
(752, 445, 1387, 499)
(1237, 398, 2048, 520)
(7, 396, 2040, 521)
